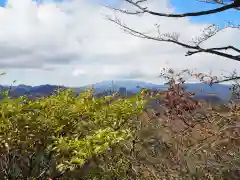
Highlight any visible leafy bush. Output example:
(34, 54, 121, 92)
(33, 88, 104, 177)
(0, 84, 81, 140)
(1, 69, 240, 180)
(0, 88, 145, 179)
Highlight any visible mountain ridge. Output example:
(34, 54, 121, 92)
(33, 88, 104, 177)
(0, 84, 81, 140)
(0, 80, 233, 102)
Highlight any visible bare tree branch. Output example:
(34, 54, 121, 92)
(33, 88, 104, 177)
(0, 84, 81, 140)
(227, 21, 240, 29)
(107, 16, 240, 61)
(110, 0, 240, 17)
(199, 0, 240, 10)
(186, 45, 240, 56)
(215, 76, 240, 83)
(191, 24, 224, 46)
(106, 0, 240, 85)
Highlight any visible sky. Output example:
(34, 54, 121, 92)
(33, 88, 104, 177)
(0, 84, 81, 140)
(0, 0, 239, 86)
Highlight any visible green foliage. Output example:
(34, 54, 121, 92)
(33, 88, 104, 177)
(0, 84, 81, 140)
(0, 88, 145, 179)
(1, 70, 240, 180)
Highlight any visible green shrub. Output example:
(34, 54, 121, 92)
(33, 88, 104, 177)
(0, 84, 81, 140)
(1, 70, 240, 180)
(0, 88, 145, 179)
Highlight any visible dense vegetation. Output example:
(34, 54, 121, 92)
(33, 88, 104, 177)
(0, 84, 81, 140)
(0, 87, 145, 179)
(0, 69, 240, 179)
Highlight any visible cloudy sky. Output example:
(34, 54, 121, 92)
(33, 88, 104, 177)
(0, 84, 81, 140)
(0, 0, 239, 86)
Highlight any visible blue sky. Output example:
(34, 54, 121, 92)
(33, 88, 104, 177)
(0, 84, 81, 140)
(170, 0, 240, 24)
(0, 0, 6, 6)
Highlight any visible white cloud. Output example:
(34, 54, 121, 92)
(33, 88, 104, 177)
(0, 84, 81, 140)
(0, 0, 239, 86)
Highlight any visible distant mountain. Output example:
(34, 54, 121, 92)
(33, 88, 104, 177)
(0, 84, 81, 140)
(183, 83, 231, 96)
(84, 80, 167, 93)
(84, 80, 231, 101)
(0, 80, 233, 103)
(0, 84, 65, 99)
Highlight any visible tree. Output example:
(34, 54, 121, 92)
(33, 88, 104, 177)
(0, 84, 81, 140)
(106, 0, 240, 83)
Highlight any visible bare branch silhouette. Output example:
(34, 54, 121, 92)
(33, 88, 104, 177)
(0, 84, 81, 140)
(105, 0, 240, 83)
(199, 0, 240, 10)
(108, 0, 240, 17)
(106, 16, 240, 61)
